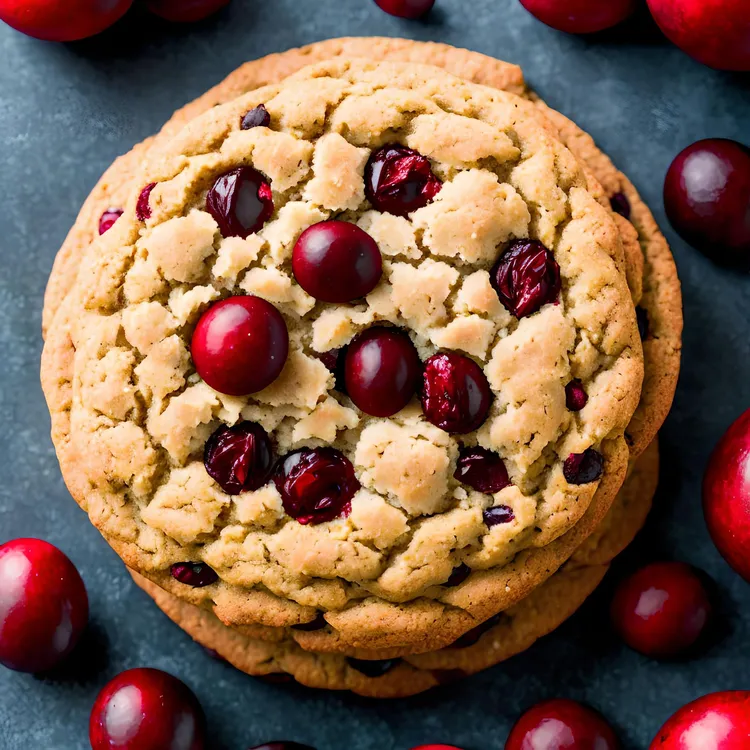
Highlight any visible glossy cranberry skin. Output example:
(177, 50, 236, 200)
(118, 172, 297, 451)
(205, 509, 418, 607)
(373, 0, 435, 18)
(505, 699, 620, 750)
(610, 192, 631, 220)
(274, 448, 360, 525)
(703, 407, 750, 582)
(421, 352, 492, 434)
(89, 668, 206, 750)
(146, 0, 230, 22)
(664, 139, 750, 267)
(241, 104, 271, 130)
(204, 421, 273, 494)
(565, 380, 588, 411)
(99, 208, 123, 235)
(192, 296, 288, 396)
(454, 447, 510, 494)
(650, 692, 750, 749)
(292, 221, 383, 303)
(563, 449, 604, 484)
(483, 505, 515, 527)
(345, 327, 421, 417)
(0, 538, 88, 673)
(519, 0, 636, 33)
(170, 562, 219, 588)
(206, 167, 274, 238)
(611, 562, 712, 658)
(136, 183, 156, 221)
(365, 144, 442, 217)
(491, 240, 561, 318)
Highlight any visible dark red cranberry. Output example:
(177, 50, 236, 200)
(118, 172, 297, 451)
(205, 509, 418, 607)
(506, 699, 620, 750)
(490, 239, 561, 318)
(170, 562, 219, 588)
(99, 208, 124, 235)
(420, 352, 492, 434)
(206, 166, 274, 238)
(454, 446, 510, 493)
(204, 422, 273, 495)
(0, 538, 88, 673)
(241, 104, 271, 130)
(292, 221, 383, 303)
(563, 448, 604, 484)
(445, 563, 471, 587)
(610, 192, 631, 220)
(483, 505, 515, 528)
(611, 562, 712, 659)
(273, 448, 360, 525)
(365, 144, 441, 217)
(136, 183, 156, 221)
(146, 0, 230, 22)
(345, 327, 421, 417)
(373, 0, 435, 18)
(192, 296, 289, 396)
(636, 306, 650, 340)
(565, 379, 589, 411)
(346, 658, 399, 677)
(291, 613, 328, 632)
(452, 613, 502, 648)
(247, 743, 317, 750)
(664, 139, 750, 268)
(89, 668, 206, 750)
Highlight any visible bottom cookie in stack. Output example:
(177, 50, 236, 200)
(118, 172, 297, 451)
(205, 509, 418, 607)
(131, 441, 659, 698)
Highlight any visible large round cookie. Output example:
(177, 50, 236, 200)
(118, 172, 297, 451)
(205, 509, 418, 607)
(41, 60, 634, 656)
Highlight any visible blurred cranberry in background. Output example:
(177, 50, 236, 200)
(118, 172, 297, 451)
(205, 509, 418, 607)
(146, 0, 230, 23)
(518, 0, 637, 34)
(374, 0, 435, 19)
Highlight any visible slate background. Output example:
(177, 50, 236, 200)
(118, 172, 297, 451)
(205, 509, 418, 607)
(0, 0, 749, 747)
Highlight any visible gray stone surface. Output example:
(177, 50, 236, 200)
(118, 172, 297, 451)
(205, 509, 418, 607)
(0, 1, 748, 748)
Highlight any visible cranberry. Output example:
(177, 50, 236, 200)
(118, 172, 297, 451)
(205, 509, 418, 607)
(344, 327, 421, 417)
(192, 296, 289, 396)
(247, 744, 317, 750)
(204, 422, 273, 495)
(490, 240, 561, 319)
(170, 562, 219, 588)
(420, 352, 492, 434)
(346, 658, 399, 677)
(650, 691, 750, 749)
(454, 447, 510, 493)
(146, 0, 230, 22)
(519, 0, 636, 34)
(565, 380, 588, 411)
(483, 505, 515, 527)
(0, 538, 88, 673)
(273, 448, 360, 525)
(89, 668, 206, 750)
(291, 613, 327, 632)
(636, 307, 650, 340)
(136, 183, 156, 221)
(317, 347, 346, 392)
(611, 561, 712, 659)
(241, 104, 271, 130)
(610, 192, 632, 220)
(292, 221, 383, 303)
(99, 208, 124, 235)
(452, 613, 502, 648)
(365, 144, 441, 217)
(206, 167, 274, 238)
(445, 564, 471, 587)
(563, 448, 604, 484)
(373, 0, 435, 18)
(505, 699, 620, 750)
(664, 139, 750, 267)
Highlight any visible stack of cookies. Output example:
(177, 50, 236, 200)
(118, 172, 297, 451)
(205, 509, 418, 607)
(41, 39, 682, 698)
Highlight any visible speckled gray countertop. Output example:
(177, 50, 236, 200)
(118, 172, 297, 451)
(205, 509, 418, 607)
(0, 1, 748, 748)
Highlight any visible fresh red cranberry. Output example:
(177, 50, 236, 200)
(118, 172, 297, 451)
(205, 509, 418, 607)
(273, 448, 360, 525)
(519, 0, 636, 33)
(611, 561, 712, 659)
(664, 139, 750, 267)
(247, 744, 317, 750)
(192, 296, 289, 396)
(291, 613, 327, 632)
(491, 239, 561, 319)
(505, 699, 620, 750)
(703, 407, 750, 583)
(445, 563, 471, 587)
(610, 192, 631, 220)
(344, 327, 421, 417)
(420, 352, 492, 434)
(650, 692, 750, 749)
(170, 562, 218, 588)
(483, 505, 515, 527)
(292, 221, 383, 303)
(204, 422, 273, 495)
(241, 104, 271, 130)
(146, 0, 229, 22)
(565, 380, 589, 411)
(373, 0, 435, 18)
(206, 167, 274, 238)
(636, 307, 650, 340)
(136, 183, 156, 221)
(365, 144, 441, 217)
(0, 538, 88, 673)
(90, 668, 206, 750)
(99, 208, 124, 235)
(454, 447, 510, 493)
(563, 448, 604, 484)
(346, 657, 399, 677)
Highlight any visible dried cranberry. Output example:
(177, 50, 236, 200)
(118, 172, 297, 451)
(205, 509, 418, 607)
(98, 208, 123, 235)
(445, 563, 471, 587)
(291, 613, 327, 632)
(490, 239, 561, 318)
(610, 192, 631, 219)
(483, 505, 515, 527)
(454, 446, 510, 493)
(452, 613, 502, 649)
(420, 352, 492, 434)
(346, 658, 399, 677)
(204, 422, 273, 495)
(565, 379, 589, 411)
(563, 449, 604, 484)
(170, 563, 219, 588)
(365, 144, 441, 217)
(136, 183, 156, 221)
(273, 448, 360, 525)
(241, 104, 271, 130)
(206, 166, 274, 238)
(636, 306, 650, 340)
